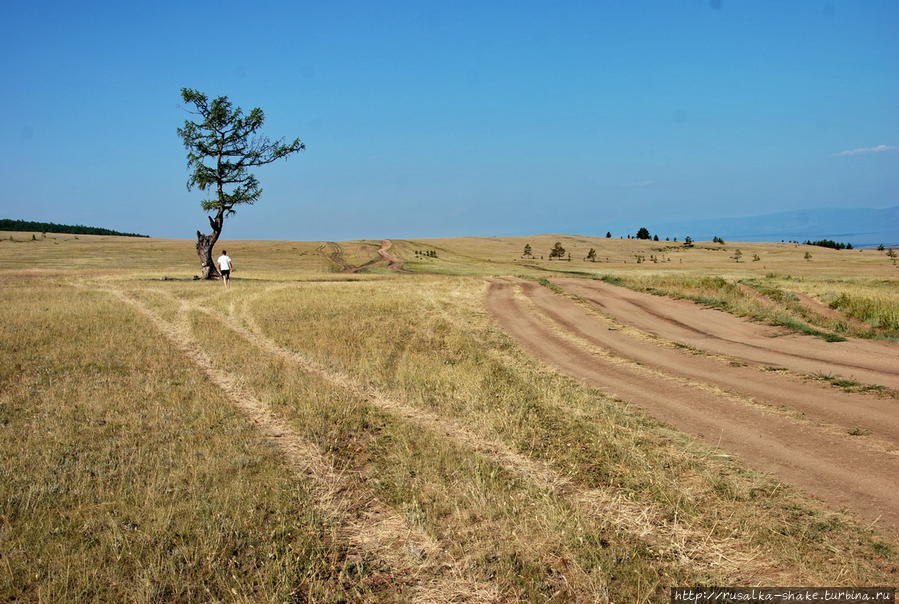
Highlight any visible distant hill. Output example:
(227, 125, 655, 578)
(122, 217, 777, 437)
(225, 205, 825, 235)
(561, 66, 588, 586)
(0, 219, 149, 238)
(619, 206, 898, 247)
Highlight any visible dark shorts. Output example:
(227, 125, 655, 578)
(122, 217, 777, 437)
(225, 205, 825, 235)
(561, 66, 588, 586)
(221, 269, 231, 278)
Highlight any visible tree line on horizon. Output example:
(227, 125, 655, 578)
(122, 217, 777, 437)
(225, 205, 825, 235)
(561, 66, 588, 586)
(804, 239, 853, 250)
(0, 219, 148, 238)
(521, 227, 694, 262)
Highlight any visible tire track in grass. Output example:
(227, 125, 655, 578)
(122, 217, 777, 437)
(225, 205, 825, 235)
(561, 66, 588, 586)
(321, 242, 355, 272)
(156, 286, 774, 584)
(100, 286, 502, 604)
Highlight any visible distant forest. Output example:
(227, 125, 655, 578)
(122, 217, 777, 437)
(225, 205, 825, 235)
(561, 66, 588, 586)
(0, 219, 148, 238)
(804, 239, 853, 250)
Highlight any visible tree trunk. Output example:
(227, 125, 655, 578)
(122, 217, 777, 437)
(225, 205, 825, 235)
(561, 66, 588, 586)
(196, 213, 223, 279)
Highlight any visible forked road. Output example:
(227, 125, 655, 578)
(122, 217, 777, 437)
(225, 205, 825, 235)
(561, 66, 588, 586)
(485, 278, 899, 533)
(319, 240, 399, 273)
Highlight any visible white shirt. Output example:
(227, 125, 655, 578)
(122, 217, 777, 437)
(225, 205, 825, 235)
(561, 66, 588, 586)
(217, 255, 232, 270)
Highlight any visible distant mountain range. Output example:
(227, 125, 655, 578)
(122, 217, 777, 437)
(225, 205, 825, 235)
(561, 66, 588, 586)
(616, 206, 898, 247)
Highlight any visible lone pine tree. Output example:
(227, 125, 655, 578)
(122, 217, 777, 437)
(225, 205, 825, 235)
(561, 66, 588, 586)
(549, 241, 566, 259)
(178, 88, 304, 279)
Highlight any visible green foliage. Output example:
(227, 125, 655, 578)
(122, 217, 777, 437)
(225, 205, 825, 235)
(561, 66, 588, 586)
(0, 219, 147, 237)
(830, 292, 899, 332)
(804, 239, 852, 250)
(548, 241, 566, 259)
(712, 236, 725, 244)
(683, 236, 693, 247)
(536, 278, 564, 294)
(605, 231, 612, 238)
(635, 227, 650, 240)
(178, 89, 304, 218)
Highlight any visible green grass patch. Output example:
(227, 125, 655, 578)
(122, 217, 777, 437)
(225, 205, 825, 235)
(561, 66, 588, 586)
(536, 277, 565, 294)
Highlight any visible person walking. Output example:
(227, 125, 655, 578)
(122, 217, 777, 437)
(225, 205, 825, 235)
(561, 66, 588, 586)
(217, 250, 234, 287)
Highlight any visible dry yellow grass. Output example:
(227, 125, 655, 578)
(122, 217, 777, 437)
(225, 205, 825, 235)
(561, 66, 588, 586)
(397, 234, 898, 280)
(0, 285, 383, 601)
(1, 231, 897, 601)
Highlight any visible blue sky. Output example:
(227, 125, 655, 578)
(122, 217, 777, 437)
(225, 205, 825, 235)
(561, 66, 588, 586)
(1, 0, 897, 240)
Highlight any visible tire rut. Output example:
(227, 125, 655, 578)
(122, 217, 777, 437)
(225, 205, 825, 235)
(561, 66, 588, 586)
(556, 279, 899, 389)
(517, 280, 899, 449)
(486, 279, 899, 534)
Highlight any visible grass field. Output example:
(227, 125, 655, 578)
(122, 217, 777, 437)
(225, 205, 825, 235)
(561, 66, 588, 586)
(1, 231, 897, 602)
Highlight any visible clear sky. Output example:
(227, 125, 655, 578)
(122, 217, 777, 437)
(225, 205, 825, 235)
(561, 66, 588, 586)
(1, 0, 897, 240)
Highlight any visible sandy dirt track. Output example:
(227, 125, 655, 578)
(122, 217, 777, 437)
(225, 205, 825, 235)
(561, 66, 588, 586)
(555, 279, 899, 389)
(486, 279, 899, 533)
(377, 239, 406, 271)
(520, 281, 899, 445)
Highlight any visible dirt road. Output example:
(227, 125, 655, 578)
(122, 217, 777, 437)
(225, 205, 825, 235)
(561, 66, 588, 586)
(318, 241, 403, 273)
(377, 239, 406, 272)
(522, 281, 899, 445)
(555, 278, 899, 389)
(486, 278, 899, 532)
